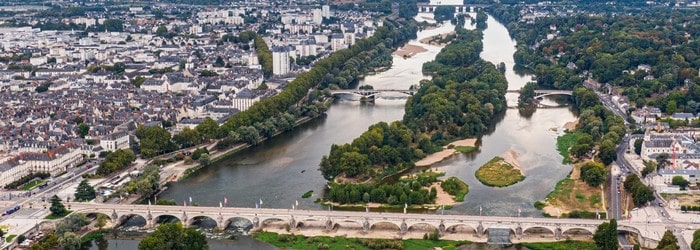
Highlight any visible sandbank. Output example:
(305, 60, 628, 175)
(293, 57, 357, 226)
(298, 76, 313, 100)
(393, 44, 428, 58)
(414, 138, 477, 167)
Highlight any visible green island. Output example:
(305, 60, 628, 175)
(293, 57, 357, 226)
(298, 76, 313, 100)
(253, 232, 471, 250)
(475, 157, 525, 187)
(302, 190, 314, 199)
(440, 177, 469, 202)
(319, 18, 507, 206)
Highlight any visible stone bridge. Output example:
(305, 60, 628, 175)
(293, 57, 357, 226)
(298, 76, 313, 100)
(506, 89, 573, 99)
(329, 89, 416, 98)
(417, 3, 488, 13)
(67, 203, 664, 247)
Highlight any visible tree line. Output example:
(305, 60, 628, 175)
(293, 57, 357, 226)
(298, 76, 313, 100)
(96, 149, 136, 176)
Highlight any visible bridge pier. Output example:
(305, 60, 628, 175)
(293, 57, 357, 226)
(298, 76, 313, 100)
(181, 212, 188, 228)
(362, 218, 370, 233)
(554, 226, 563, 240)
(400, 219, 408, 235)
(217, 213, 225, 231)
(325, 218, 333, 231)
(253, 216, 260, 230)
(438, 220, 446, 236)
(289, 216, 297, 230)
(515, 224, 523, 240)
(145, 210, 155, 229)
(476, 222, 485, 238)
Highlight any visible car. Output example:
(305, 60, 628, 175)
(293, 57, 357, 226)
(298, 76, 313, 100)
(659, 203, 664, 207)
(618, 190, 621, 194)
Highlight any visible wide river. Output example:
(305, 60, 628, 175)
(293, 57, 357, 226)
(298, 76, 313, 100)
(92, 10, 578, 249)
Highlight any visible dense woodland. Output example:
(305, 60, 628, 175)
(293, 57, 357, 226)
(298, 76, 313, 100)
(321, 25, 507, 204)
(492, 6, 700, 116)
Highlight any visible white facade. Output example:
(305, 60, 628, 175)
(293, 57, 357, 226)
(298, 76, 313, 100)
(272, 47, 291, 76)
(100, 132, 130, 151)
(313, 9, 323, 25)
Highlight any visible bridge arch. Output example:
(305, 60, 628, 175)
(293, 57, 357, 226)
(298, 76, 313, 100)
(116, 214, 147, 228)
(444, 224, 477, 234)
(223, 217, 254, 231)
(154, 214, 182, 225)
(522, 226, 556, 237)
(82, 212, 114, 224)
(188, 215, 218, 229)
(562, 227, 594, 236)
(370, 221, 401, 232)
(408, 222, 439, 232)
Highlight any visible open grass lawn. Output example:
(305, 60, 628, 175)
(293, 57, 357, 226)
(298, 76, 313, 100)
(19, 180, 44, 191)
(556, 132, 580, 164)
(521, 240, 597, 250)
(44, 210, 71, 220)
(475, 157, 524, 187)
(543, 165, 603, 218)
(253, 232, 471, 250)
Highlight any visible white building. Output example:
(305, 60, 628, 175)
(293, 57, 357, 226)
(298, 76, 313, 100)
(322, 5, 331, 18)
(272, 46, 291, 76)
(100, 132, 130, 151)
(313, 9, 323, 25)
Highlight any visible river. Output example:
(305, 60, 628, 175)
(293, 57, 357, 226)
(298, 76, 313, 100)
(92, 10, 577, 249)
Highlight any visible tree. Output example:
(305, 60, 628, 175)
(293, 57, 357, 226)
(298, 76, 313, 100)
(657, 230, 679, 250)
(78, 123, 90, 138)
(131, 76, 146, 87)
(656, 153, 670, 169)
(195, 117, 219, 140)
(156, 25, 168, 37)
(95, 214, 107, 230)
(672, 176, 690, 190)
(433, 6, 455, 23)
(198, 153, 210, 166)
(50, 195, 68, 216)
(74, 180, 96, 202)
(172, 127, 202, 148)
(594, 219, 618, 250)
(214, 56, 225, 67)
(581, 162, 606, 187)
(136, 125, 176, 158)
(138, 223, 209, 250)
(641, 161, 657, 177)
(634, 139, 643, 155)
(58, 232, 80, 250)
(102, 19, 124, 32)
(599, 140, 617, 165)
(238, 126, 260, 145)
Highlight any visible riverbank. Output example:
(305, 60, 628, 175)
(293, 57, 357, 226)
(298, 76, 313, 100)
(415, 138, 477, 167)
(253, 231, 471, 250)
(539, 162, 604, 218)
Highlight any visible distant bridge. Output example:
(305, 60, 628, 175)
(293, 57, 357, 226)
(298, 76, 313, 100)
(417, 3, 489, 13)
(506, 89, 573, 99)
(329, 89, 417, 99)
(65, 202, 662, 247)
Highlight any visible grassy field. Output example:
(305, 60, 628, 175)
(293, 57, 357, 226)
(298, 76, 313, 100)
(475, 157, 525, 187)
(521, 240, 597, 250)
(5, 235, 15, 243)
(20, 180, 44, 191)
(556, 132, 580, 164)
(253, 232, 471, 250)
(44, 211, 71, 220)
(440, 177, 469, 202)
(542, 164, 603, 217)
(454, 146, 476, 154)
